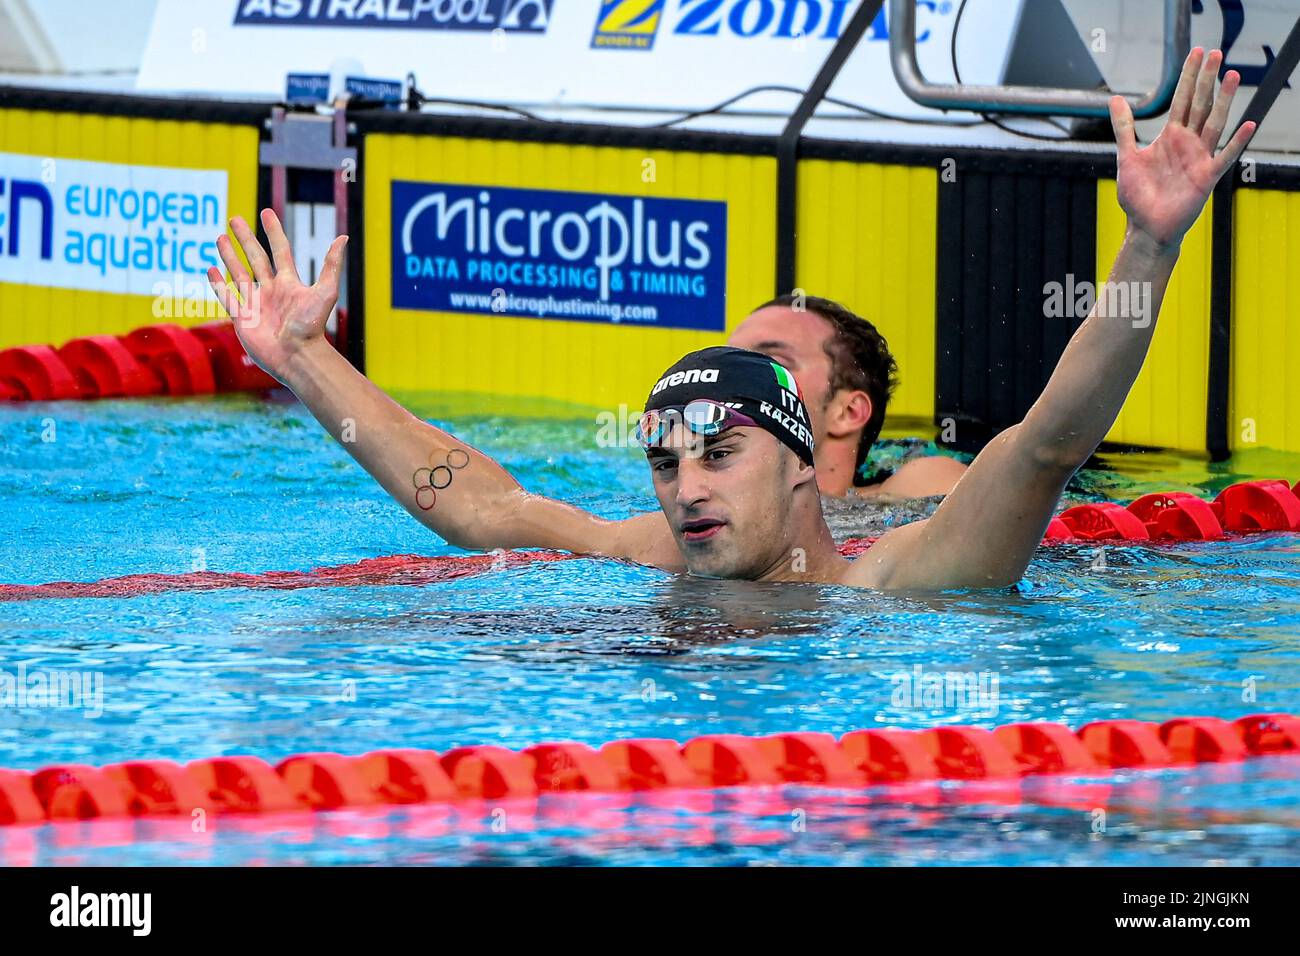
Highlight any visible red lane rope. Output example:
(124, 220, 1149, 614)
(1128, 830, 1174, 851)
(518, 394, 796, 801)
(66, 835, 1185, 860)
(0, 551, 577, 603)
(0, 320, 275, 400)
(0, 540, 880, 604)
(2, 714, 1296, 827)
(7, 470, 1300, 603)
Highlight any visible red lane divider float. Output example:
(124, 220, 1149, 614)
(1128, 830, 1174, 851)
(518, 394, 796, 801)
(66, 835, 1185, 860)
(840, 728, 940, 783)
(1235, 713, 1300, 754)
(121, 324, 217, 396)
(0, 344, 81, 400)
(1055, 479, 1300, 542)
(1127, 492, 1224, 541)
(356, 749, 458, 804)
(56, 335, 157, 399)
(187, 756, 300, 814)
(1078, 720, 1174, 767)
(103, 760, 215, 816)
(1214, 479, 1300, 532)
(0, 320, 278, 402)
(190, 321, 279, 391)
(995, 722, 1098, 774)
(0, 714, 1294, 828)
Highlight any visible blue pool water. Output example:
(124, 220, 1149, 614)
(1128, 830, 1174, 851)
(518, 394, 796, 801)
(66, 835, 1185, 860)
(1, 395, 1298, 865)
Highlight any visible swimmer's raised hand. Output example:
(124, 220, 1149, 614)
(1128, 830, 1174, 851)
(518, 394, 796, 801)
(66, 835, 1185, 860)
(1110, 48, 1255, 251)
(207, 209, 348, 384)
(204, 208, 681, 573)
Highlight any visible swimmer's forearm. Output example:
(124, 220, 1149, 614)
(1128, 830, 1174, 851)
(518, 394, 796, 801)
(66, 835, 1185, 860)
(280, 338, 526, 549)
(278, 339, 664, 560)
(210, 211, 655, 558)
(865, 232, 1179, 591)
(1020, 225, 1179, 471)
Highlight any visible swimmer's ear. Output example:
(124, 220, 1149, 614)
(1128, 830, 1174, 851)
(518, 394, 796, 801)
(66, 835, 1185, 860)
(826, 389, 873, 439)
(789, 449, 818, 489)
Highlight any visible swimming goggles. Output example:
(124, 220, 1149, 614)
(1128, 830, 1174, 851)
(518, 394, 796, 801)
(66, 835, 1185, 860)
(637, 399, 759, 449)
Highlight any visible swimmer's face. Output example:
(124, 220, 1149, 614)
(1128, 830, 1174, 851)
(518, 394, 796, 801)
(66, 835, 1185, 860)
(728, 306, 836, 445)
(646, 424, 797, 579)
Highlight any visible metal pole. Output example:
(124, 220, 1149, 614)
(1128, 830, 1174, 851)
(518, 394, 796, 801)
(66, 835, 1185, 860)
(774, 0, 884, 296)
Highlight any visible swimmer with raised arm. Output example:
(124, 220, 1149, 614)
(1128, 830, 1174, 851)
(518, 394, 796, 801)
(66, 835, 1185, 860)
(209, 50, 1253, 591)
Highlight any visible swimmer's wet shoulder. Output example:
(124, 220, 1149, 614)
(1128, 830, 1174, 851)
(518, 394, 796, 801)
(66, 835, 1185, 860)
(854, 456, 969, 501)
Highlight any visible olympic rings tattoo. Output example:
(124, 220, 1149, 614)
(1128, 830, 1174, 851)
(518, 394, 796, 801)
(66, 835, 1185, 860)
(413, 446, 470, 510)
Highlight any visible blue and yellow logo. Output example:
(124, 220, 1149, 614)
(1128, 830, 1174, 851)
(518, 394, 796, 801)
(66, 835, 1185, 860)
(592, 0, 665, 51)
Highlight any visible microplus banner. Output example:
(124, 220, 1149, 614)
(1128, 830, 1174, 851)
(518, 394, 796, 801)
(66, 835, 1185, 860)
(0, 153, 227, 296)
(392, 181, 728, 330)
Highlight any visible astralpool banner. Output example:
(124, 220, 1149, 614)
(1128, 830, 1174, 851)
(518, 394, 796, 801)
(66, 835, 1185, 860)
(391, 181, 728, 331)
(234, 0, 553, 31)
(0, 153, 226, 297)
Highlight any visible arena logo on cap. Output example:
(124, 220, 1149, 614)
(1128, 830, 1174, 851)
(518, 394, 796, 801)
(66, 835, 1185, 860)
(234, 0, 553, 33)
(392, 180, 727, 331)
(651, 366, 720, 395)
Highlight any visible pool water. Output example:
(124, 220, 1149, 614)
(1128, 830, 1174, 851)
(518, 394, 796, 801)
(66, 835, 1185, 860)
(1, 395, 1298, 865)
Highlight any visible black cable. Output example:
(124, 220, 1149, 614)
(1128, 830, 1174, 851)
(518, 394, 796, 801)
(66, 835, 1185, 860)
(950, 0, 1077, 142)
(823, 93, 985, 126)
(416, 97, 551, 122)
(647, 84, 985, 129)
(403, 76, 553, 122)
(403, 76, 977, 130)
(979, 112, 1077, 141)
(951, 0, 972, 80)
(646, 84, 805, 128)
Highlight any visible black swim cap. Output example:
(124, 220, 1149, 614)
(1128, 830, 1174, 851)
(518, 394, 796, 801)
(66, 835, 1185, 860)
(643, 346, 815, 466)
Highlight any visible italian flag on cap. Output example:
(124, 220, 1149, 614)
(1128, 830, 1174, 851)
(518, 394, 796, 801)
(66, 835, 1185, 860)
(771, 361, 800, 397)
